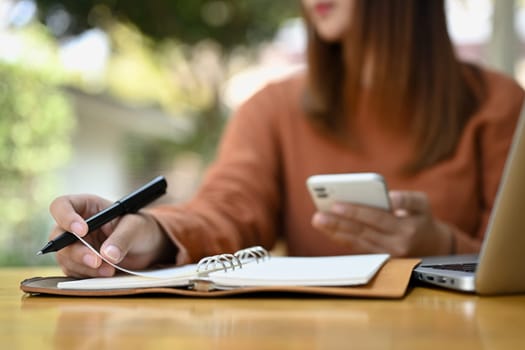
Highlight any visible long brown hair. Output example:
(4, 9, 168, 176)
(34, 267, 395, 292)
(302, 0, 486, 172)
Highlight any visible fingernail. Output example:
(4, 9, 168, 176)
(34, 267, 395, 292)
(313, 213, 329, 226)
(389, 191, 401, 207)
(83, 254, 99, 268)
(98, 266, 114, 277)
(70, 221, 84, 236)
(102, 245, 121, 263)
(332, 203, 346, 215)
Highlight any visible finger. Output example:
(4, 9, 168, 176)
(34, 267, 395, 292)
(55, 241, 120, 278)
(56, 240, 100, 266)
(49, 195, 111, 237)
(330, 229, 388, 254)
(357, 228, 401, 253)
(98, 213, 151, 265)
(313, 212, 398, 253)
(96, 262, 117, 277)
(312, 212, 365, 235)
(59, 258, 116, 278)
(55, 243, 100, 277)
(330, 202, 398, 233)
(389, 191, 430, 214)
(58, 260, 99, 278)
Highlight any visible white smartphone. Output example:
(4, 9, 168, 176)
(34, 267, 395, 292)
(306, 173, 391, 212)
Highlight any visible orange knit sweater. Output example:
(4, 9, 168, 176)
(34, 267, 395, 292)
(150, 68, 524, 264)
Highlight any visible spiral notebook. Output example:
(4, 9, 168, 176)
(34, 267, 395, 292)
(20, 246, 420, 298)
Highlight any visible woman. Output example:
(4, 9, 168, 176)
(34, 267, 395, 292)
(49, 0, 524, 277)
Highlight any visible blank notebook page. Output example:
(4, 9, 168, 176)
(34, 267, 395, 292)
(208, 254, 390, 287)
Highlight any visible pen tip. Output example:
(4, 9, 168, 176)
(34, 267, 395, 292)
(36, 251, 43, 256)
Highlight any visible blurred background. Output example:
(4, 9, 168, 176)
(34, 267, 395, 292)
(0, 0, 523, 266)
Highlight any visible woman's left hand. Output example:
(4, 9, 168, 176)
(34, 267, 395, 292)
(311, 191, 454, 256)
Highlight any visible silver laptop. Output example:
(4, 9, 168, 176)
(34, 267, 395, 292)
(412, 104, 525, 295)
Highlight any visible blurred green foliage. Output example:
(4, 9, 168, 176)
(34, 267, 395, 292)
(32, 0, 299, 49)
(98, 21, 232, 182)
(31, 0, 301, 164)
(0, 26, 74, 266)
(103, 22, 221, 117)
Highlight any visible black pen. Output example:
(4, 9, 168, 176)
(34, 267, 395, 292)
(37, 175, 168, 255)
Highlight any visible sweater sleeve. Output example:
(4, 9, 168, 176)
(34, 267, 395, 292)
(453, 74, 524, 254)
(148, 84, 284, 264)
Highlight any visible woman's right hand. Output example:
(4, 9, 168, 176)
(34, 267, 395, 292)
(49, 194, 175, 278)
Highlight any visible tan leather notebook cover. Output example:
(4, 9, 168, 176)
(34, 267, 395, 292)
(20, 258, 420, 299)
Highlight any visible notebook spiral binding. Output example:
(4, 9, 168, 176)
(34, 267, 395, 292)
(234, 246, 269, 264)
(196, 246, 270, 274)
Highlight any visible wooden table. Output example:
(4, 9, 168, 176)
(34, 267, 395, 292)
(4, 267, 525, 349)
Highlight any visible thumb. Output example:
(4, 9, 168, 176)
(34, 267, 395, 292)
(98, 213, 157, 264)
(389, 191, 430, 214)
(98, 215, 141, 264)
(100, 243, 123, 264)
